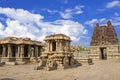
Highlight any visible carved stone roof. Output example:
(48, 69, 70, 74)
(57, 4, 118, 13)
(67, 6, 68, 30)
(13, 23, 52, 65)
(90, 20, 119, 46)
(44, 34, 71, 41)
(0, 37, 43, 46)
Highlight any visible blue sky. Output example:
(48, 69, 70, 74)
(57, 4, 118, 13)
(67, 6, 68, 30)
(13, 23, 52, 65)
(0, 0, 120, 47)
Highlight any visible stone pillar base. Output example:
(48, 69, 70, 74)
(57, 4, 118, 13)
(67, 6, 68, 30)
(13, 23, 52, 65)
(0, 62, 3, 66)
(16, 57, 30, 63)
(57, 64, 65, 70)
(1, 57, 16, 62)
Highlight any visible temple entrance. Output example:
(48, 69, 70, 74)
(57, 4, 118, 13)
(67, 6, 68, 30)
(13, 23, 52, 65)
(100, 47, 107, 60)
(24, 45, 28, 57)
(0, 45, 2, 56)
(52, 42, 56, 51)
(12, 45, 16, 57)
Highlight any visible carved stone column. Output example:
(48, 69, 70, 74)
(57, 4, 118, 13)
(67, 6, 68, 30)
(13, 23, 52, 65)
(7, 44, 12, 57)
(2, 44, 6, 57)
(60, 41, 62, 51)
(31, 47, 34, 57)
(28, 45, 31, 57)
(35, 46, 38, 57)
(20, 44, 24, 57)
(50, 41, 52, 51)
(46, 43, 50, 51)
(17, 45, 20, 57)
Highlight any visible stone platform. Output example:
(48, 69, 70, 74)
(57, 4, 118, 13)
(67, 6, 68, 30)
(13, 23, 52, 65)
(74, 57, 93, 65)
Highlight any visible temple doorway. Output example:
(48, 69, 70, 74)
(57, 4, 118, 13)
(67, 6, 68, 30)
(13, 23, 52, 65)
(52, 42, 56, 51)
(100, 47, 107, 60)
(24, 45, 28, 57)
(12, 45, 16, 57)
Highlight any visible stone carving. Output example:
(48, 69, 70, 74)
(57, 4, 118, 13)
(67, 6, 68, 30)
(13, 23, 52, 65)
(0, 37, 44, 63)
(91, 20, 118, 46)
(89, 20, 120, 60)
(45, 58, 57, 71)
(34, 58, 46, 70)
(36, 34, 77, 71)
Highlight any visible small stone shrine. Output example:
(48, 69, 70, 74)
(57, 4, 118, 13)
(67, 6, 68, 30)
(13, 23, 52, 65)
(35, 34, 77, 71)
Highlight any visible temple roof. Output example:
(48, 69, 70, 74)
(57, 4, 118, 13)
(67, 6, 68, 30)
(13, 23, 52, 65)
(91, 20, 119, 46)
(44, 34, 71, 41)
(0, 37, 43, 46)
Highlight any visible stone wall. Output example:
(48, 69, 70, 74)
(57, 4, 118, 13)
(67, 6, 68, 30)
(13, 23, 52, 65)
(89, 21, 120, 61)
(89, 45, 120, 60)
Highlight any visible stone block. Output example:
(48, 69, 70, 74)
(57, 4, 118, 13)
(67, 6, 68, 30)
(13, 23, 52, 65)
(5, 62, 17, 65)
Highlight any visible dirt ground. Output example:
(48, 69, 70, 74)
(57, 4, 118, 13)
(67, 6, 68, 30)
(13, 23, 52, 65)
(0, 60, 120, 80)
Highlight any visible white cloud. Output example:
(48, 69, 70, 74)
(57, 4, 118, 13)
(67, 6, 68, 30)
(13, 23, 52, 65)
(60, 5, 84, 19)
(0, 7, 44, 23)
(0, 7, 87, 45)
(62, 0, 68, 4)
(0, 23, 4, 35)
(115, 12, 119, 16)
(60, 11, 73, 19)
(43, 5, 84, 19)
(106, 1, 120, 8)
(84, 19, 98, 27)
(85, 17, 120, 28)
(111, 17, 120, 26)
(85, 18, 107, 27)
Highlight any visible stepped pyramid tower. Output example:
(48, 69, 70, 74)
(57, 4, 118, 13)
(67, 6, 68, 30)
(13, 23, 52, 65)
(89, 20, 120, 60)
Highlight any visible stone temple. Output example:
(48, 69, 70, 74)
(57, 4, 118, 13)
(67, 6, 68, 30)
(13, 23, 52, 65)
(0, 37, 43, 64)
(89, 20, 120, 60)
(35, 34, 77, 71)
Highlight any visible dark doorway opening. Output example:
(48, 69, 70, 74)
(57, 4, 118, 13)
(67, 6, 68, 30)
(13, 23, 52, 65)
(12, 45, 16, 57)
(68, 57, 71, 66)
(24, 45, 28, 57)
(0, 45, 3, 56)
(52, 42, 56, 51)
(100, 48, 107, 60)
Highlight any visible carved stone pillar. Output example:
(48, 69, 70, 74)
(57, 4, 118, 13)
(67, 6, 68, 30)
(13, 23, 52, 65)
(57, 40, 60, 51)
(7, 44, 12, 57)
(50, 41, 52, 51)
(60, 41, 62, 51)
(2, 44, 6, 57)
(45, 42, 49, 52)
(35, 46, 38, 57)
(20, 44, 24, 57)
(31, 47, 34, 57)
(17, 45, 20, 57)
(28, 45, 31, 57)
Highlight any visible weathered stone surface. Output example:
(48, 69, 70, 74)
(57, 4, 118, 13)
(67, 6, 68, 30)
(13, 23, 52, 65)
(36, 34, 78, 71)
(89, 20, 120, 60)
(0, 37, 44, 63)
(5, 62, 17, 65)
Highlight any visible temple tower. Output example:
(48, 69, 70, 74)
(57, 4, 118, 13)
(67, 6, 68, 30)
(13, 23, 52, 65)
(89, 20, 120, 60)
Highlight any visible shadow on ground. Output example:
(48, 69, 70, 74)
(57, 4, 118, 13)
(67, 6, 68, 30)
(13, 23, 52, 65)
(0, 78, 15, 80)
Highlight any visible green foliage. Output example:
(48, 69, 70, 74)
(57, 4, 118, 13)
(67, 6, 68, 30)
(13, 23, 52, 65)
(41, 47, 45, 52)
(78, 46, 89, 52)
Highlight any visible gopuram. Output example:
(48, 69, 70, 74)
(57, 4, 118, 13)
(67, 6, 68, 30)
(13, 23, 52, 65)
(89, 20, 120, 60)
(0, 37, 43, 64)
(35, 34, 77, 71)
